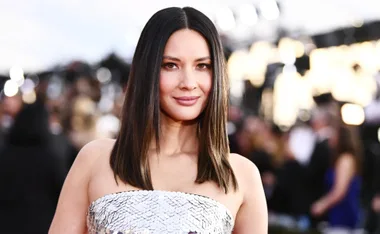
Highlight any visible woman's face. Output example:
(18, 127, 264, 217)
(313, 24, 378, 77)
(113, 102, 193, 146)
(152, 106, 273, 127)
(159, 29, 212, 122)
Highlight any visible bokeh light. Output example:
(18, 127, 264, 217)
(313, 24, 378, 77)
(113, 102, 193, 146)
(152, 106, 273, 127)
(4, 79, 19, 97)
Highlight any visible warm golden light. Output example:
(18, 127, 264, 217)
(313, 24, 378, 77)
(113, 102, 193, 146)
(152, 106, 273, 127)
(278, 37, 296, 65)
(306, 69, 333, 96)
(341, 103, 365, 125)
(246, 56, 266, 87)
(310, 48, 329, 70)
(4, 80, 19, 97)
(249, 41, 274, 62)
(227, 50, 249, 81)
(374, 40, 380, 70)
(273, 72, 298, 126)
(273, 70, 313, 127)
(294, 40, 305, 58)
(9, 65, 25, 87)
(331, 68, 356, 102)
(22, 91, 37, 104)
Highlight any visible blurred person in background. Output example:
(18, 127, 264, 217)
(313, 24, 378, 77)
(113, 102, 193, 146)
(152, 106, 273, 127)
(0, 96, 5, 150)
(68, 96, 99, 150)
(370, 181, 380, 233)
(0, 94, 23, 152)
(360, 133, 380, 233)
(59, 74, 102, 169)
(0, 97, 66, 233)
(311, 124, 362, 233)
(58, 95, 101, 170)
(47, 99, 81, 173)
(311, 103, 340, 145)
(229, 115, 279, 201)
(278, 117, 331, 229)
(1, 94, 23, 131)
(229, 115, 263, 156)
(0, 100, 3, 150)
(74, 76, 101, 103)
(360, 117, 380, 233)
(227, 105, 243, 153)
(245, 118, 278, 198)
(263, 125, 292, 216)
(50, 7, 267, 233)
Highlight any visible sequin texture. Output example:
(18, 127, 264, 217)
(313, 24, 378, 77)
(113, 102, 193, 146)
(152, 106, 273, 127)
(87, 190, 234, 234)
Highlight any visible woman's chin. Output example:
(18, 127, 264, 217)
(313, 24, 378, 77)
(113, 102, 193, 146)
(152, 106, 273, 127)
(162, 112, 202, 123)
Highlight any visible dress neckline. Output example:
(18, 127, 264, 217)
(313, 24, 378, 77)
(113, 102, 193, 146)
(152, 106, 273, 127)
(89, 189, 234, 221)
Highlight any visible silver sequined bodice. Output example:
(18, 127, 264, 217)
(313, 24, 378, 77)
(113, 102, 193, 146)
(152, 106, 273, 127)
(87, 190, 234, 234)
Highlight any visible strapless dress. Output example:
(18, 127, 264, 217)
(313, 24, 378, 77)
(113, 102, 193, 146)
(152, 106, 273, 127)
(87, 190, 234, 234)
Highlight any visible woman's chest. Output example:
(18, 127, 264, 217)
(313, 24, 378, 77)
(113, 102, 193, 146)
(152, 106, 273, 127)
(89, 170, 242, 220)
(87, 190, 236, 234)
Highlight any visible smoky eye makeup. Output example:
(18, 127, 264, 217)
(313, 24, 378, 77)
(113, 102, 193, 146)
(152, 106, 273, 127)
(161, 62, 178, 70)
(196, 63, 212, 70)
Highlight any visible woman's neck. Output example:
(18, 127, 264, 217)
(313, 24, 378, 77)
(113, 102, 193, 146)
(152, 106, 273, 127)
(151, 114, 199, 157)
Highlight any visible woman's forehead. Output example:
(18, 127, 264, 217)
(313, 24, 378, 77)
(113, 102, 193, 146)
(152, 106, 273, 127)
(163, 29, 210, 59)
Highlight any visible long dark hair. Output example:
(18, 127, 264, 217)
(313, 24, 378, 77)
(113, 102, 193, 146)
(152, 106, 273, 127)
(333, 124, 362, 174)
(110, 7, 237, 193)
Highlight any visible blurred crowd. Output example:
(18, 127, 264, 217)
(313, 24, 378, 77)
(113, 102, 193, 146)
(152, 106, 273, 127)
(0, 54, 380, 234)
(0, 56, 128, 233)
(228, 92, 380, 233)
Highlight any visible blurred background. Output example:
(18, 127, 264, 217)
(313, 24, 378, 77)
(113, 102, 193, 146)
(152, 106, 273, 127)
(1, 0, 380, 233)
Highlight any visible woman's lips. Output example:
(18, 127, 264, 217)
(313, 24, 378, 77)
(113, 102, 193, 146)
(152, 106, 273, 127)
(173, 96, 200, 106)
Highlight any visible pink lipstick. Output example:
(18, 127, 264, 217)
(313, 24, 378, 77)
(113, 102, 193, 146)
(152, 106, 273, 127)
(173, 96, 200, 106)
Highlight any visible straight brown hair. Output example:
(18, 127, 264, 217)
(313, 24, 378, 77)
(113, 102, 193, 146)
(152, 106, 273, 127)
(333, 124, 362, 174)
(110, 7, 237, 193)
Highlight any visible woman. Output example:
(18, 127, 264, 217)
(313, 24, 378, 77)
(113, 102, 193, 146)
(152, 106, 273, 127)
(311, 124, 362, 233)
(49, 7, 267, 233)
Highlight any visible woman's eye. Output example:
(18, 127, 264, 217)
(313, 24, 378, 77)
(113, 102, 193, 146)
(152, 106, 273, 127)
(162, 63, 178, 70)
(197, 63, 211, 70)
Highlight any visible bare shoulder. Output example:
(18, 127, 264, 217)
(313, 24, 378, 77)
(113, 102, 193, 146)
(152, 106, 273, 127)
(229, 153, 261, 185)
(75, 138, 116, 167)
(65, 137, 117, 189)
(229, 153, 268, 233)
(336, 153, 356, 173)
(69, 138, 116, 186)
(79, 138, 116, 157)
(337, 153, 355, 164)
(49, 138, 116, 233)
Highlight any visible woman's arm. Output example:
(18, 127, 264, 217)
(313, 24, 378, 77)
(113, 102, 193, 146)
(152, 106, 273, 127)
(49, 140, 101, 234)
(232, 154, 268, 234)
(311, 153, 356, 216)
